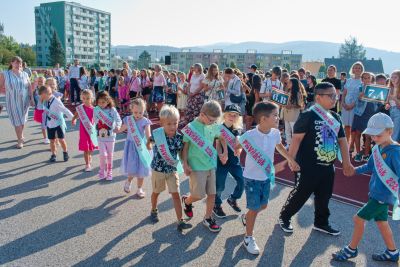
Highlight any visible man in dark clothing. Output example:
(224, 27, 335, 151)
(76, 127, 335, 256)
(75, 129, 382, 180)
(245, 64, 262, 130)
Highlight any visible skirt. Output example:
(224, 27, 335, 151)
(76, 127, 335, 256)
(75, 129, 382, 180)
(341, 108, 355, 127)
(120, 139, 152, 177)
(152, 86, 165, 103)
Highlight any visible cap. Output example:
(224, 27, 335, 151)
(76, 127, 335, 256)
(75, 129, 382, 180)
(224, 104, 241, 114)
(249, 64, 258, 70)
(362, 112, 394, 136)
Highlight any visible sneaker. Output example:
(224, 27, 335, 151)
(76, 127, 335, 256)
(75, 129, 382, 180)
(278, 217, 293, 233)
(240, 213, 246, 227)
(137, 188, 145, 198)
(372, 249, 399, 262)
(362, 154, 370, 162)
(106, 175, 113, 181)
(123, 181, 132, 193)
(177, 220, 192, 232)
(43, 138, 50, 144)
(332, 246, 358, 261)
(182, 196, 193, 219)
(313, 224, 340, 236)
(72, 102, 76, 106)
(49, 154, 57, 162)
(85, 165, 92, 172)
(213, 206, 227, 218)
(63, 152, 69, 162)
(150, 209, 159, 223)
(227, 197, 241, 213)
(203, 217, 221, 233)
(243, 236, 260, 255)
(354, 153, 363, 163)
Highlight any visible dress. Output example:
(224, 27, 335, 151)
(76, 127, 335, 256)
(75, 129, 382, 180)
(3, 70, 30, 127)
(177, 81, 188, 110)
(78, 105, 97, 151)
(120, 117, 152, 177)
(341, 78, 362, 126)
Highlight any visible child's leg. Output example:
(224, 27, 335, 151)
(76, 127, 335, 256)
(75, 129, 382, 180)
(205, 194, 215, 219)
(246, 205, 268, 236)
(137, 177, 144, 188)
(350, 130, 356, 151)
(89, 151, 93, 165)
(349, 215, 366, 249)
(41, 129, 47, 139)
(59, 138, 68, 152)
(345, 126, 351, 143)
(354, 131, 361, 154)
(127, 175, 134, 183)
(284, 121, 292, 146)
(215, 165, 229, 208)
(84, 151, 90, 165)
(364, 135, 371, 156)
(171, 192, 183, 221)
(376, 221, 397, 250)
(50, 139, 56, 155)
(98, 142, 107, 177)
(151, 192, 160, 211)
(105, 141, 115, 176)
(229, 164, 245, 201)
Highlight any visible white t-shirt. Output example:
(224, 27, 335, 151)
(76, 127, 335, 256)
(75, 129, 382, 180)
(189, 73, 205, 94)
(243, 127, 281, 181)
(260, 78, 283, 101)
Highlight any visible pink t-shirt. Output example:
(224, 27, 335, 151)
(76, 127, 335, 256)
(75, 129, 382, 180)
(118, 85, 129, 100)
(153, 73, 166, 87)
(129, 77, 141, 92)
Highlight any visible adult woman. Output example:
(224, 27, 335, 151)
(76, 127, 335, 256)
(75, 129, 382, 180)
(388, 70, 400, 142)
(202, 63, 224, 104)
(183, 63, 205, 124)
(0, 56, 33, 148)
(305, 75, 317, 108)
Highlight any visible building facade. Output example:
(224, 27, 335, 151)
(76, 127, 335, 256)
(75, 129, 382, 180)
(170, 50, 302, 72)
(35, 1, 111, 67)
(324, 57, 384, 75)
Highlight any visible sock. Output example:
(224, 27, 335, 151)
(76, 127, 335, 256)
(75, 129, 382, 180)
(388, 249, 398, 254)
(347, 245, 357, 252)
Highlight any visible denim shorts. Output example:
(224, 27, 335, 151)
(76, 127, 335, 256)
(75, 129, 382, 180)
(244, 178, 271, 211)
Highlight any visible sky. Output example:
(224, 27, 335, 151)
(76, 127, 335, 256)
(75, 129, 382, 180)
(1, 0, 399, 52)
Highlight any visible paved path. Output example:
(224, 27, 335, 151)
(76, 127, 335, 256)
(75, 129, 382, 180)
(0, 99, 399, 266)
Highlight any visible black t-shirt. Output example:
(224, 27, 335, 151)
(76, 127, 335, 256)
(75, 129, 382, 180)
(305, 85, 315, 103)
(294, 110, 345, 168)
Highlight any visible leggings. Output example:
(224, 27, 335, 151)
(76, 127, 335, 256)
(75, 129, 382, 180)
(98, 141, 115, 176)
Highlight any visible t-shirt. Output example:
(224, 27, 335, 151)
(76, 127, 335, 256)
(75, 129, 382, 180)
(293, 109, 345, 168)
(322, 77, 341, 91)
(189, 73, 205, 94)
(151, 132, 184, 173)
(260, 78, 283, 101)
(202, 78, 224, 100)
(243, 127, 281, 181)
(183, 118, 221, 171)
(343, 78, 362, 105)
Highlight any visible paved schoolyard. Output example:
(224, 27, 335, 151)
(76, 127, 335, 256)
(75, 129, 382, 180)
(0, 100, 399, 267)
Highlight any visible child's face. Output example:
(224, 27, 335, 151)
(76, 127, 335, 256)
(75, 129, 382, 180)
(118, 79, 124, 85)
(259, 108, 279, 129)
(47, 80, 56, 90)
(352, 65, 363, 76)
(37, 79, 44, 87)
(315, 87, 337, 110)
(81, 94, 92, 106)
(97, 98, 109, 109)
(224, 112, 239, 125)
(162, 117, 179, 137)
(391, 73, 400, 87)
(362, 74, 372, 85)
(287, 80, 293, 90)
(371, 129, 393, 145)
(199, 112, 218, 126)
(132, 105, 144, 120)
(40, 89, 52, 102)
(376, 78, 387, 86)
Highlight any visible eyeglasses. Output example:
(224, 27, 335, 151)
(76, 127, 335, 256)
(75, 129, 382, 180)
(317, 93, 338, 101)
(204, 114, 218, 124)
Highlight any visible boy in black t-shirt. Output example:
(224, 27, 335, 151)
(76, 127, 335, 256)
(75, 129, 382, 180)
(279, 82, 354, 235)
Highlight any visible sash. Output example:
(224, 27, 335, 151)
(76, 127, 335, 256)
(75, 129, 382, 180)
(94, 106, 114, 128)
(76, 104, 98, 146)
(310, 103, 342, 162)
(220, 124, 236, 152)
(127, 116, 152, 167)
(43, 101, 66, 131)
(239, 132, 275, 187)
(153, 127, 183, 174)
(181, 123, 218, 169)
(372, 145, 400, 220)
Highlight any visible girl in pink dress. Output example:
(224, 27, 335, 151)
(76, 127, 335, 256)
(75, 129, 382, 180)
(118, 76, 130, 115)
(72, 89, 98, 171)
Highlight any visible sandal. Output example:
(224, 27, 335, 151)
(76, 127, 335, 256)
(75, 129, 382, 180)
(372, 249, 399, 262)
(332, 246, 358, 261)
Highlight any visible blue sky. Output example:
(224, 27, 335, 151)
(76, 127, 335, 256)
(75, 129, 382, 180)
(2, 0, 399, 52)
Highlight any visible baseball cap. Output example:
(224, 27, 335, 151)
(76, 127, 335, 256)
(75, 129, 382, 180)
(224, 104, 241, 114)
(249, 64, 258, 70)
(362, 112, 394, 136)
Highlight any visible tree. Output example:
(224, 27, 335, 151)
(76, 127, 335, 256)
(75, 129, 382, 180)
(283, 63, 291, 71)
(138, 50, 151, 69)
(339, 36, 366, 60)
(229, 61, 237, 68)
(18, 46, 36, 66)
(318, 65, 326, 73)
(48, 30, 65, 67)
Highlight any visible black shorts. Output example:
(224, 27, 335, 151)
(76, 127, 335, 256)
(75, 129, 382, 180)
(142, 87, 152, 96)
(129, 91, 138, 99)
(47, 126, 65, 140)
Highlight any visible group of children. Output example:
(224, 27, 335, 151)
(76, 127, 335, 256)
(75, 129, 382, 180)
(30, 75, 400, 262)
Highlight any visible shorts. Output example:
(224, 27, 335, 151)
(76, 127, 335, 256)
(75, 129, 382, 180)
(47, 126, 65, 140)
(244, 178, 271, 211)
(151, 171, 179, 193)
(357, 198, 389, 221)
(129, 91, 138, 99)
(189, 170, 216, 199)
(142, 87, 152, 96)
(152, 86, 165, 103)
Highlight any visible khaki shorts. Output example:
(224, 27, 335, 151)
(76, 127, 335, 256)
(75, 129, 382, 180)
(151, 171, 180, 193)
(189, 170, 216, 199)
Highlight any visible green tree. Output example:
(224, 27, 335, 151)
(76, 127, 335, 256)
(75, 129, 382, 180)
(229, 61, 237, 68)
(138, 50, 151, 69)
(283, 63, 291, 71)
(339, 36, 366, 60)
(18, 45, 36, 66)
(318, 65, 326, 73)
(48, 30, 65, 67)
(0, 47, 14, 65)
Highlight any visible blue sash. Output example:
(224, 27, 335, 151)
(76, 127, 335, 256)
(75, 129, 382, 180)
(372, 145, 400, 220)
(76, 104, 98, 146)
(153, 127, 183, 174)
(239, 132, 275, 187)
(94, 106, 114, 128)
(182, 123, 218, 169)
(127, 116, 152, 167)
(43, 101, 66, 131)
(220, 124, 237, 152)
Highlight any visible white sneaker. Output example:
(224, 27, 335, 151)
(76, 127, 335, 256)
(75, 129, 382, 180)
(85, 165, 92, 172)
(43, 138, 50, 144)
(123, 181, 132, 193)
(243, 236, 260, 255)
(136, 188, 146, 198)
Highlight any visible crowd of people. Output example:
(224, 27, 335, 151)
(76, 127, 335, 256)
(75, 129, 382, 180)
(1, 55, 400, 262)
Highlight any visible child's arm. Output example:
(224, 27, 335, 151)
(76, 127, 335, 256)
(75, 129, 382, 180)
(114, 108, 122, 130)
(182, 142, 192, 176)
(234, 137, 242, 157)
(115, 124, 127, 133)
(145, 124, 152, 150)
(58, 100, 74, 120)
(338, 137, 354, 176)
(276, 143, 300, 172)
(218, 136, 228, 165)
(71, 111, 79, 126)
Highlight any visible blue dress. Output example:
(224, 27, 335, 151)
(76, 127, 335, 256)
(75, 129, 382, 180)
(120, 117, 152, 177)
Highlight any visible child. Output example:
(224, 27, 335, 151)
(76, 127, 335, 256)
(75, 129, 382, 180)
(213, 104, 244, 218)
(118, 76, 129, 115)
(333, 112, 400, 262)
(46, 77, 63, 99)
(119, 98, 152, 197)
(148, 105, 192, 231)
(177, 72, 189, 112)
(71, 89, 98, 172)
(279, 82, 353, 235)
(128, 70, 141, 99)
(32, 76, 49, 143)
(39, 85, 73, 162)
(94, 91, 122, 180)
(259, 66, 283, 101)
(166, 72, 178, 106)
(239, 102, 299, 255)
(151, 64, 167, 113)
(181, 100, 228, 232)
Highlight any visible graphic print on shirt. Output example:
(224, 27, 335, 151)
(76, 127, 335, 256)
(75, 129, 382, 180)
(96, 120, 111, 138)
(314, 120, 337, 163)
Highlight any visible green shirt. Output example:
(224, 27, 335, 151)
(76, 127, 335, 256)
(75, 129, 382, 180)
(183, 118, 221, 171)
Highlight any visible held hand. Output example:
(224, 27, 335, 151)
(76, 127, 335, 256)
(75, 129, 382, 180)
(234, 148, 242, 157)
(274, 160, 287, 173)
(71, 119, 76, 127)
(288, 159, 301, 172)
(146, 142, 152, 151)
(343, 163, 355, 177)
(184, 164, 192, 176)
(219, 153, 228, 165)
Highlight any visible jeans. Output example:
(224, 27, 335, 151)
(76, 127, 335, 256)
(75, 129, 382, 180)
(215, 161, 244, 207)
